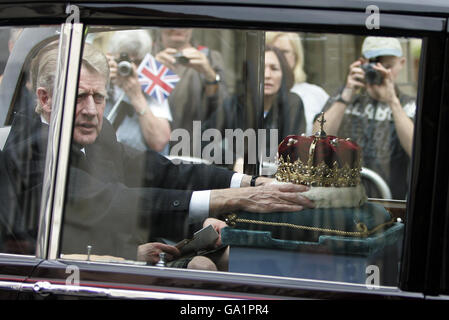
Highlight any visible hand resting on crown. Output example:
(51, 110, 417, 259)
(209, 183, 315, 216)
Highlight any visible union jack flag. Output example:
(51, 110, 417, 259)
(137, 53, 180, 104)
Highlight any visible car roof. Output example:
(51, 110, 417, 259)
(1, 0, 449, 16)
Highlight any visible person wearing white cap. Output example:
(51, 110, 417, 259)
(313, 36, 416, 200)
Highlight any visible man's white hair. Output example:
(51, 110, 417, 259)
(31, 41, 110, 115)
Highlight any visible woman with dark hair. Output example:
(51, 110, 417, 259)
(202, 45, 306, 172)
(215, 45, 306, 173)
(256, 45, 306, 175)
(266, 32, 329, 136)
(263, 45, 306, 146)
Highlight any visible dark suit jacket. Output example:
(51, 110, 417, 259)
(3, 113, 234, 259)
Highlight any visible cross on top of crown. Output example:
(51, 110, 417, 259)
(315, 112, 327, 138)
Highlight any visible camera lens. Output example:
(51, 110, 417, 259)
(116, 52, 133, 76)
(362, 63, 383, 85)
(117, 61, 133, 76)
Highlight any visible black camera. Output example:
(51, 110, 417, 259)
(173, 52, 190, 65)
(116, 52, 133, 77)
(361, 62, 383, 85)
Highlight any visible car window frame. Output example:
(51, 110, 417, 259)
(0, 23, 68, 295)
(49, 6, 446, 297)
(0, 25, 66, 259)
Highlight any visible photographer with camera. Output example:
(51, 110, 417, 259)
(105, 30, 172, 153)
(152, 28, 228, 142)
(313, 36, 416, 199)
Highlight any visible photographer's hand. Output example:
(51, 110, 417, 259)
(180, 47, 216, 82)
(115, 64, 144, 102)
(367, 63, 397, 105)
(106, 54, 142, 98)
(181, 47, 220, 96)
(344, 59, 366, 99)
(106, 53, 119, 86)
(155, 47, 177, 71)
(157, 47, 219, 95)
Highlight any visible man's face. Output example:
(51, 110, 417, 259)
(161, 28, 193, 49)
(72, 66, 107, 146)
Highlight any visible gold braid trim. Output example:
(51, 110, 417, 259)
(225, 213, 396, 238)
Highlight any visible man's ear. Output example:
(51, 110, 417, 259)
(36, 87, 52, 113)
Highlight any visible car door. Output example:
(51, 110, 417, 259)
(1, 0, 448, 302)
(0, 24, 65, 299)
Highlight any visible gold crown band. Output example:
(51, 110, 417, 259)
(275, 155, 362, 187)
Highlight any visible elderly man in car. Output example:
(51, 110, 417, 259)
(3, 41, 313, 269)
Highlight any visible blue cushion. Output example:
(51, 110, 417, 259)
(221, 202, 404, 256)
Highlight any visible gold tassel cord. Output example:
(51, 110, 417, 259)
(226, 213, 396, 238)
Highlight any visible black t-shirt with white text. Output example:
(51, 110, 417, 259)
(321, 89, 416, 199)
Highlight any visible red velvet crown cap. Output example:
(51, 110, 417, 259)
(278, 135, 361, 169)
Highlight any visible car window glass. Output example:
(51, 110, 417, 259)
(0, 26, 61, 255)
(58, 26, 421, 289)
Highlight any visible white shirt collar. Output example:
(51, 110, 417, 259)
(40, 114, 49, 125)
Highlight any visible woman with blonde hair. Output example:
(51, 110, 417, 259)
(266, 32, 329, 135)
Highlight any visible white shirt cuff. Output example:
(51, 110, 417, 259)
(188, 190, 211, 224)
(188, 173, 243, 224)
(230, 172, 244, 188)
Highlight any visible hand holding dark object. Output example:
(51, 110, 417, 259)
(365, 62, 398, 105)
(155, 47, 178, 70)
(345, 60, 366, 91)
(106, 53, 119, 85)
(361, 62, 384, 85)
(115, 52, 133, 77)
(157, 46, 217, 82)
(173, 52, 190, 65)
(107, 52, 144, 104)
(114, 63, 144, 102)
(179, 47, 217, 82)
(137, 242, 181, 264)
(202, 217, 228, 247)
